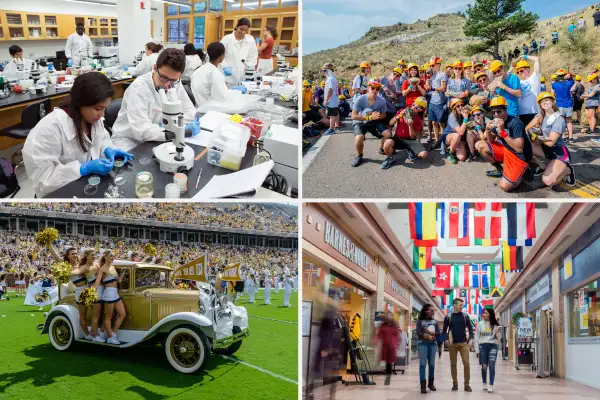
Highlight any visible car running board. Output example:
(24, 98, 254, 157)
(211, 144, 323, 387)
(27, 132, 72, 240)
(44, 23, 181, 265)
(76, 339, 129, 347)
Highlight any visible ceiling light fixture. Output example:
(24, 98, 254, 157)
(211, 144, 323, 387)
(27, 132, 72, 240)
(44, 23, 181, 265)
(153, 0, 191, 8)
(63, 0, 117, 7)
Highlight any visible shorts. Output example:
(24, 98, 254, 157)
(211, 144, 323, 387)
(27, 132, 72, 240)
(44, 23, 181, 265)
(542, 144, 570, 165)
(383, 111, 396, 126)
(303, 109, 322, 124)
(353, 121, 389, 138)
(442, 126, 466, 145)
(488, 141, 529, 184)
(558, 107, 573, 118)
(595, 20, 600, 27)
(101, 286, 120, 304)
(519, 113, 537, 126)
(390, 137, 426, 153)
(428, 102, 448, 123)
(573, 98, 583, 111)
(326, 107, 339, 117)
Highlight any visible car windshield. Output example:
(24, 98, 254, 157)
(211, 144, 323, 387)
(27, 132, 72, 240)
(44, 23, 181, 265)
(135, 269, 168, 289)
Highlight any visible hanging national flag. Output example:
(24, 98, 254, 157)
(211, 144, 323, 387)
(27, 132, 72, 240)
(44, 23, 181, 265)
(435, 264, 451, 288)
(451, 264, 470, 288)
(505, 203, 536, 246)
(487, 263, 497, 288)
(432, 289, 446, 296)
(502, 241, 523, 271)
(470, 289, 479, 306)
(303, 263, 321, 286)
(438, 202, 470, 246)
(440, 296, 446, 308)
(474, 238, 500, 246)
(409, 202, 438, 247)
(481, 299, 494, 307)
(413, 245, 432, 271)
(459, 288, 469, 303)
(474, 202, 502, 241)
(470, 264, 489, 288)
(490, 287, 504, 297)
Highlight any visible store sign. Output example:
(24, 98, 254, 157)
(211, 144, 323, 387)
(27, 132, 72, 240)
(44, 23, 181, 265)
(391, 279, 409, 300)
(527, 274, 550, 303)
(517, 317, 533, 338)
(324, 221, 369, 271)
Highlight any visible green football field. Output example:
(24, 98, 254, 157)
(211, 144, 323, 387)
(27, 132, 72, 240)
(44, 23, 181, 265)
(0, 289, 298, 400)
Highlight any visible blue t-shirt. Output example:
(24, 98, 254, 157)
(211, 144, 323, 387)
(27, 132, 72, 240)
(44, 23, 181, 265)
(586, 84, 600, 107)
(496, 73, 521, 116)
(446, 78, 470, 104)
(430, 71, 448, 105)
(352, 94, 387, 125)
(568, 24, 576, 33)
(552, 79, 575, 108)
(538, 112, 566, 147)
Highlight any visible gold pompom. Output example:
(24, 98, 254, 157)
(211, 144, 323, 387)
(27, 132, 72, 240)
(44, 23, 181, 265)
(176, 282, 190, 290)
(26, 268, 37, 278)
(166, 261, 173, 268)
(80, 286, 98, 307)
(7, 267, 15, 273)
(51, 262, 72, 284)
(35, 228, 59, 246)
(143, 243, 156, 256)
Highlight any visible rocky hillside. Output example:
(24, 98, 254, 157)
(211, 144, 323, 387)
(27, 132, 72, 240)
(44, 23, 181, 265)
(303, 7, 600, 84)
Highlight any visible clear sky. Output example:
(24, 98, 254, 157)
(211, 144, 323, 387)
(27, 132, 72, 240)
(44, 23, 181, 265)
(302, 0, 593, 54)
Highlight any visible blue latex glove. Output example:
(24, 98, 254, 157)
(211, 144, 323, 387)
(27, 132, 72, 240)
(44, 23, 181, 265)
(223, 67, 233, 76)
(104, 147, 134, 164)
(80, 159, 113, 176)
(185, 115, 201, 137)
(123, 65, 129, 71)
(523, 54, 528, 60)
(232, 85, 247, 94)
(67, 59, 73, 67)
(256, 37, 261, 44)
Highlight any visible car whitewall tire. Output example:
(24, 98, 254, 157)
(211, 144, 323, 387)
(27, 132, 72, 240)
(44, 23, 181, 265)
(165, 326, 209, 374)
(48, 314, 74, 351)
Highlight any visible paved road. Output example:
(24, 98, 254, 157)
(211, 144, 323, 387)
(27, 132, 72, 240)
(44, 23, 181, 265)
(303, 124, 600, 199)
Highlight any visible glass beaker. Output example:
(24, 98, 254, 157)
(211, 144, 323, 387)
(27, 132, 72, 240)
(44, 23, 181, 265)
(135, 171, 154, 198)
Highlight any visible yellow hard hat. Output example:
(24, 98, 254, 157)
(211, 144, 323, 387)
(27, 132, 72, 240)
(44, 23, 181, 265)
(392, 67, 404, 75)
(322, 63, 335, 71)
(338, 94, 346, 100)
(471, 105, 484, 114)
(302, 80, 311, 87)
(474, 72, 488, 81)
(414, 96, 428, 109)
(360, 61, 371, 69)
(587, 73, 599, 82)
(407, 63, 418, 71)
(489, 60, 505, 73)
(575, 74, 582, 81)
(464, 61, 473, 68)
(320, 81, 325, 87)
(368, 77, 382, 88)
(444, 64, 453, 70)
(489, 96, 508, 108)
(474, 61, 484, 68)
(555, 68, 568, 76)
(453, 60, 463, 69)
(540, 76, 546, 83)
(595, 64, 600, 71)
(515, 60, 530, 71)
(551, 74, 557, 80)
(449, 98, 464, 110)
(397, 59, 406, 66)
(537, 91, 555, 104)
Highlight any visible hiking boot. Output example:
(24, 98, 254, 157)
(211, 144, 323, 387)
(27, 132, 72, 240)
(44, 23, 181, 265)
(447, 153, 458, 164)
(564, 164, 576, 186)
(384, 375, 391, 386)
(486, 170, 503, 178)
(465, 384, 472, 392)
(428, 378, 436, 391)
(452, 384, 459, 391)
(420, 380, 427, 394)
(351, 155, 364, 167)
(467, 154, 476, 163)
(406, 149, 417, 161)
(381, 156, 395, 170)
(378, 147, 385, 155)
(432, 140, 442, 150)
(324, 128, 335, 135)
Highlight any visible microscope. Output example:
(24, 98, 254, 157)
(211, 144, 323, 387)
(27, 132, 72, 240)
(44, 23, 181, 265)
(153, 88, 195, 173)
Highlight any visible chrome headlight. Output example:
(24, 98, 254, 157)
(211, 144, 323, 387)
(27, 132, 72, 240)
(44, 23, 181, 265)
(198, 300, 206, 315)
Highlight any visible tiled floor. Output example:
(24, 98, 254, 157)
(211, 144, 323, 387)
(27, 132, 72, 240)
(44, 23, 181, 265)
(309, 350, 600, 399)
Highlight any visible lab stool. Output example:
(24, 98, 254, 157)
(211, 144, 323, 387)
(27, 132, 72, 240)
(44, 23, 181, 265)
(0, 99, 51, 166)
(103, 98, 122, 135)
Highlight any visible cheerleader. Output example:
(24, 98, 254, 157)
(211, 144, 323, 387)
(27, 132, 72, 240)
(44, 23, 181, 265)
(93, 250, 126, 345)
(248, 274, 256, 303)
(263, 266, 272, 305)
(70, 249, 95, 340)
(283, 275, 292, 307)
(15, 272, 26, 297)
(0, 274, 9, 301)
(80, 249, 106, 341)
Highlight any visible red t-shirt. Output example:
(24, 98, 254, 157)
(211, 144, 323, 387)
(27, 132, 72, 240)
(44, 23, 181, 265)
(402, 79, 425, 106)
(259, 37, 274, 59)
(394, 108, 423, 139)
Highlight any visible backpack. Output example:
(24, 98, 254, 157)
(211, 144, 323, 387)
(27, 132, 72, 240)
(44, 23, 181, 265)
(0, 158, 19, 198)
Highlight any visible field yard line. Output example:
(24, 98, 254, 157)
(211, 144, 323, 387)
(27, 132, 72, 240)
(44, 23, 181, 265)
(249, 315, 298, 324)
(219, 355, 298, 384)
(303, 134, 332, 173)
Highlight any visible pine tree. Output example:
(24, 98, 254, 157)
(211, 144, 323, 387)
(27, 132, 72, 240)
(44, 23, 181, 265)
(463, 0, 538, 59)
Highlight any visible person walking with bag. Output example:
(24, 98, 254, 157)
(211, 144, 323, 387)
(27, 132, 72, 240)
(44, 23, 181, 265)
(475, 308, 502, 393)
(416, 304, 441, 393)
(442, 298, 474, 392)
(374, 312, 399, 386)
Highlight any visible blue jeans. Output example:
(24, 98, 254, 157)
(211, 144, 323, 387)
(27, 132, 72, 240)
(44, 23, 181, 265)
(418, 342, 437, 380)
(479, 343, 498, 385)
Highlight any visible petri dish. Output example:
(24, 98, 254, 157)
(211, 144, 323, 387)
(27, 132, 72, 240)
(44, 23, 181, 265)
(83, 184, 98, 195)
(88, 175, 101, 186)
(114, 174, 127, 186)
(113, 159, 125, 168)
(139, 156, 151, 166)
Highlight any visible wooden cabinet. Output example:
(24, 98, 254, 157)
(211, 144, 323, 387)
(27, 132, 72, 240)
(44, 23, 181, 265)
(0, 10, 118, 41)
(222, 14, 297, 53)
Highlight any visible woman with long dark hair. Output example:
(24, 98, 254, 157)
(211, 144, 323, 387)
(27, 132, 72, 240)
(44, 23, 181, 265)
(474, 308, 502, 393)
(182, 43, 203, 80)
(221, 17, 258, 84)
(417, 303, 440, 393)
(23, 72, 132, 197)
(257, 25, 277, 76)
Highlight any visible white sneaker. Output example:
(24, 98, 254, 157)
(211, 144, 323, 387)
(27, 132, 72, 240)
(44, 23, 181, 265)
(99, 330, 107, 340)
(483, 383, 488, 391)
(111, 332, 117, 338)
(488, 385, 494, 393)
(85, 334, 94, 341)
(107, 336, 120, 345)
(93, 335, 105, 343)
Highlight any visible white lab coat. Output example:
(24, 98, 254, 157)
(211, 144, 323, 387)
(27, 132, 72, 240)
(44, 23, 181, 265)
(23, 108, 113, 197)
(190, 62, 257, 114)
(183, 55, 203, 81)
(65, 33, 93, 67)
(221, 32, 258, 85)
(2, 59, 35, 80)
(111, 71, 196, 151)
(128, 52, 159, 77)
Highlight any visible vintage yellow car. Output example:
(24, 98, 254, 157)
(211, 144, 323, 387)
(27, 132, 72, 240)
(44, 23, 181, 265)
(37, 261, 249, 374)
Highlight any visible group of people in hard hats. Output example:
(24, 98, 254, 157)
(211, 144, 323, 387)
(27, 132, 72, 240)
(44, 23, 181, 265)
(302, 53, 600, 192)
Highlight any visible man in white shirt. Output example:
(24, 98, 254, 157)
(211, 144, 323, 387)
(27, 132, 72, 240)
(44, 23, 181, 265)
(2, 45, 35, 80)
(65, 23, 93, 67)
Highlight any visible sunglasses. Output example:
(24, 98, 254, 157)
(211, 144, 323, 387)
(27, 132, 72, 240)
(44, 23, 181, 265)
(453, 67, 463, 70)
(478, 79, 488, 84)
(517, 69, 528, 74)
(493, 69, 503, 75)
(491, 109, 504, 114)
(393, 73, 401, 77)
(473, 112, 484, 117)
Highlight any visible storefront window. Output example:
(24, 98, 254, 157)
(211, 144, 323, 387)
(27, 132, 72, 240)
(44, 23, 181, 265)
(568, 282, 599, 338)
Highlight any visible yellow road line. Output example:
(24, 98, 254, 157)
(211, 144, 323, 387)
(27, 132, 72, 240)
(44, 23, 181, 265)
(560, 180, 600, 198)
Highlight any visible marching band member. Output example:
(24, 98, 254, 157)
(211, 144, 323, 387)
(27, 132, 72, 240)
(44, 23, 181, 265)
(248, 274, 256, 303)
(263, 266, 272, 305)
(93, 250, 126, 345)
(293, 271, 298, 292)
(283, 275, 292, 307)
(274, 272, 280, 294)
